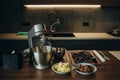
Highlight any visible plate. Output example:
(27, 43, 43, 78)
(74, 63, 97, 75)
(51, 62, 73, 74)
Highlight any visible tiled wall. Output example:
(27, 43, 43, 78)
(22, 6, 120, 32)
(1, 5, 120, 33)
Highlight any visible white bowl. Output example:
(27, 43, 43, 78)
(52, 62, 73, 74)
(75, 63, 97, 75)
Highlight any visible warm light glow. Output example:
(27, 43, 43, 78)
(24, 5, 101, 8)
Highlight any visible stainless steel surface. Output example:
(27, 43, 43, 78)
(32, 46, 52, 70)
(28, 24, 45, 48)
(52, 47, 65, 59)
(50, 19, 60, 32)
(28, 24, 52, 70)
(48, 12, 60, 32)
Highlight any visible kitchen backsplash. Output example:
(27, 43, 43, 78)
(1, 6, 120, 33)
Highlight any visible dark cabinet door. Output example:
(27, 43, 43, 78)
(0, 0, 23, 33)
(51, 39, 120, 50)
(0, 40, 28, 51)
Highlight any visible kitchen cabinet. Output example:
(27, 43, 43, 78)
(51, 39, 120, 50)
(23, 0, 120, 6)
(50, 33, 120, 50)
(0, 33, 120, 50)
(0, 0, 23, 33)
(0, 40, 28, 51)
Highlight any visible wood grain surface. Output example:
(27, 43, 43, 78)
(0, 50, 120, 80)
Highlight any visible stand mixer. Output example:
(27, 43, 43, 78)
(28, 24, 52, 70)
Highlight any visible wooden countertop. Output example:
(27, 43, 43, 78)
(0, 33, 120, 40)
(0, 33, 27, 40)
(73, 33, 118, 39)
(0, 50, 120, 80)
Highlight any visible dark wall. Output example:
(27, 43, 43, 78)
(23, 6, 120, 32)
(0, 1, 120, 33)
(0, 0, 24, 33)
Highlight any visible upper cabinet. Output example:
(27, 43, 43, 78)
(23, 0, 120, 6)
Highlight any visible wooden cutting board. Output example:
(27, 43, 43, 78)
(65, 50, 101, 65)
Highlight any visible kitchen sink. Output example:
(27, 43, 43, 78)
(45, 33, 75, 37)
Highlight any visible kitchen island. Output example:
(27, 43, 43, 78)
(0, 32, 120, 40)
(0, 33, 120, 50)
(0, 50, 120, 80)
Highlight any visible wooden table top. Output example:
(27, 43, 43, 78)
(0, 51, 120, 80)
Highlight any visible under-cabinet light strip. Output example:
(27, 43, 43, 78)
(24, 5, 101, 8)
